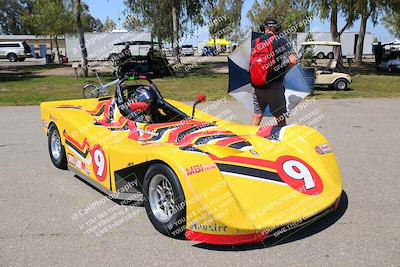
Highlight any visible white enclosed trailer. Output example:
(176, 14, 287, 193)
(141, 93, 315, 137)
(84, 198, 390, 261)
(65, 31, 152, 61)
(290, 32, 374, 58)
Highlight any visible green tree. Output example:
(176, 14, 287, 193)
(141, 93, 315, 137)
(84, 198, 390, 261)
(81, 4, 104, 32)
(204, 0, 243, 43)
(102, 16, 117, 32)
(381, 1, 400, 37)
(302, 32, 315, 67)
(72, 0, 89, 77)
(23, 0, 75, 63)
(124, 0, 204, 56)
(354, 0, 379, 63)
(310, 0, 357, 63)
(0, 0, 34, 34)
(246, 0, 312, 33)
(123, 16, 144, 31)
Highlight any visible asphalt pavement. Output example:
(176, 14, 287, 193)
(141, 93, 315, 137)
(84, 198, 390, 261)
(0, 98, 399, 266)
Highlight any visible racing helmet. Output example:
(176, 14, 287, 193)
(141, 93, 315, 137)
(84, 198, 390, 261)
(133, 86, 157, 122)
(136, 86, 156, 104)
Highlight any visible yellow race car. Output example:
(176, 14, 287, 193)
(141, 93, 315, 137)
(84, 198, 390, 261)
(40, 75, 342, 245)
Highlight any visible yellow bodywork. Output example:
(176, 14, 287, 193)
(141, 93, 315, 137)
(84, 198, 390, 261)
(40, 97, 342, 237)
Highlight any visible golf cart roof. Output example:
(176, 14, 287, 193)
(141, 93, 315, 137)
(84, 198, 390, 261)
(114, 41, 162, 46)
(300, 41, 341, 46)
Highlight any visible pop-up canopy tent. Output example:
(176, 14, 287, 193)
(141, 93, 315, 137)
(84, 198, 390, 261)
(206, 39, 231, 46)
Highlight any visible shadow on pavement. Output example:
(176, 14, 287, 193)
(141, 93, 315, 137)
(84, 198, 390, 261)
(193, 191, 348, 251)
(73, 174, 144, 207)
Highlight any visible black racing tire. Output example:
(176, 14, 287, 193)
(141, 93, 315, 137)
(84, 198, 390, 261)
(143, 163, 186, 239)
(7, 53, 17, 62)
(333, 78, 348, 91)
(327, 52, 334, 59)
(48, 124, 68, 170)
(316, 52, 325, 59)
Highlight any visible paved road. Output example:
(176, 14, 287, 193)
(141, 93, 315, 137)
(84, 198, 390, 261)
(0, 58, 46, 67)
(0, 98, 399, 266)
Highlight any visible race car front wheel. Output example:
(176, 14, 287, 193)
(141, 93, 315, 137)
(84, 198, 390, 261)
(143, 164, 186, 239)
(48, 124, 68, 170)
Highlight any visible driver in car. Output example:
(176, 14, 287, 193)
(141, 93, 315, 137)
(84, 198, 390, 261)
(129, 86, 157, 124)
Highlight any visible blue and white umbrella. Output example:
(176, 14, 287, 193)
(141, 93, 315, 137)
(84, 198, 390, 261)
(228, 32, 311, 116)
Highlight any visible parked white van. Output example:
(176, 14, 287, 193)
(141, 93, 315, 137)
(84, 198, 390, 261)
(0, 41, 32, 62)
(180, 45, 195, 56)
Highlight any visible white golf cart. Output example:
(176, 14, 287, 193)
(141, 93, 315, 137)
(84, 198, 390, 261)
(300, 41, 352, 91)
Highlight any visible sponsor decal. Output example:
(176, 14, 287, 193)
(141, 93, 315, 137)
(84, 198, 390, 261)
(315, 144, 332, 155)
(191, 223, 228, 232)
(67, 154, 91, 175)
(138, 128, 159, 137)
(250, 149, 259, 156)
(186, 163, 217, 176)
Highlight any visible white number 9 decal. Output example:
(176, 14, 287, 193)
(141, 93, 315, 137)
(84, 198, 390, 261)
(90, 145, 107, 182)
(282, 160, 315, 190)
(94, 149, 105, 177)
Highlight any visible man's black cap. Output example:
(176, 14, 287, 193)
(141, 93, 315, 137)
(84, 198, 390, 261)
(260, 18, 281, 32)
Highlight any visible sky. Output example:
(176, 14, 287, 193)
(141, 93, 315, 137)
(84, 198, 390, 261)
(85, 0, 396, 44)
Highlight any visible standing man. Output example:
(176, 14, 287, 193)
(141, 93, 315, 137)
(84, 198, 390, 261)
(250, 18, 298, 126)
(373, 42, 384, 68)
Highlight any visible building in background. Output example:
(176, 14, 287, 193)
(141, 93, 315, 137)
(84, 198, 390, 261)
(0, 35, 65, 60)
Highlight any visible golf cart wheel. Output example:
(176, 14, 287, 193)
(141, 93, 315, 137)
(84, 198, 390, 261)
(316, 52, 325, 59)
(83, 84, 99, 98)
(48, 124, 68, 170)
(327, 52, 334, 59)
(143, 163, 186, 239)
(334, 78, 348, 91)
(7, 53, 17, 62)
(388, 65, 396, 73)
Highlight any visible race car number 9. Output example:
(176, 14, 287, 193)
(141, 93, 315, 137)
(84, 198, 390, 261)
(276, 156, 323, 195)
(90, 144, 107, 182)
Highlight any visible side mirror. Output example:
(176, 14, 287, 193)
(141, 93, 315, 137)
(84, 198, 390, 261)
(129, 102, 149, 113)
(196, 95, 206, 104)
(192, 95, 206, 118)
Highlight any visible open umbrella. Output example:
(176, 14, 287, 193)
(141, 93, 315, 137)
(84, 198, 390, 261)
(228, 32, 311, 116)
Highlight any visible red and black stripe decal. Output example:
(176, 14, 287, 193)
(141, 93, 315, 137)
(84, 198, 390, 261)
(216, 163, 282, 183)
(228, 141, 252, 149)
(208, 154, 276, 170)
(63, 132, 91, 158)
(194, 134, 236, 146)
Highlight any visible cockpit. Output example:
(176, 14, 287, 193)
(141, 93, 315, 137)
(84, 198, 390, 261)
(115, 75, 189, 124)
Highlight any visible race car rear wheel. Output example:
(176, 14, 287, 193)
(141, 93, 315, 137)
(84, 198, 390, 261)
(48, 124, 68, 170)
(143, 164, 186, 239)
